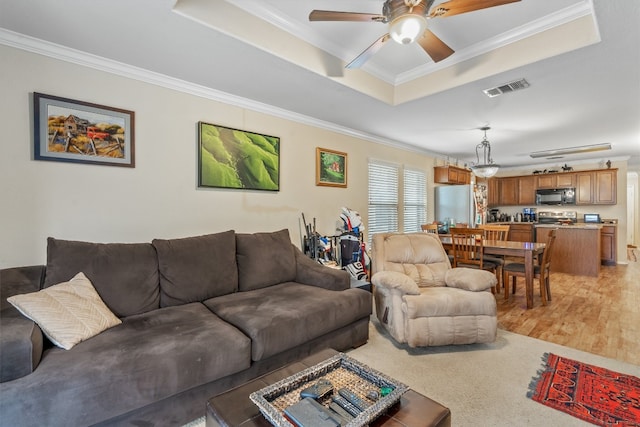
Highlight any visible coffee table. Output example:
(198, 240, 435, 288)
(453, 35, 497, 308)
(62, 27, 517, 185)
(206, 348, 451, 427)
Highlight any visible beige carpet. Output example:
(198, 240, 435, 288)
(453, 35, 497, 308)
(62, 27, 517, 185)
(185, 318, 640, 426)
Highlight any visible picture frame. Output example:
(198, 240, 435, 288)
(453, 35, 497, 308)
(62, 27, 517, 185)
(316, 147, 347, 188)
(198, 122, 280, 191)
(33, 92, 135, 167)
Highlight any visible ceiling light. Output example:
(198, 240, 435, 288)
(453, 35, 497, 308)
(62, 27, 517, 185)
(470, 127, 500, 178)
(389, 14, 426, 44)
(529, 143, 611, 158)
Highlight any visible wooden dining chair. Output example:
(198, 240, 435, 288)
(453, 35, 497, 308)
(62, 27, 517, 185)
(477, 224, 510, 292)
(503, 229, 557, 306)
(449, 227, 499, 293)
(421, 223, 438, 234)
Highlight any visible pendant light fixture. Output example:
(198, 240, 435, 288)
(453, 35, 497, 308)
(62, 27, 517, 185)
(470, 126, 500, 178)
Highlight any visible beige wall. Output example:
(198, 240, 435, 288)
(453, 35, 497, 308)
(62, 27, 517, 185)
(0, 45, 436, 268)
(0, 43, 631, 268)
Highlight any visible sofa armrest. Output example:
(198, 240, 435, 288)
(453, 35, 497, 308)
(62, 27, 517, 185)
(371, 271, 420, 295)
(0, 265, 46, 382)
(294, 247, 350, 291)
(444, 268, 496, 292)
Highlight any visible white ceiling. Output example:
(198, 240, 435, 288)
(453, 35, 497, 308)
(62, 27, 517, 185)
(0, 0, 638, 170)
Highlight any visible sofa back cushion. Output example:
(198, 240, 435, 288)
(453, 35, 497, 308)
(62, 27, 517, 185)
(372, 232, 451, 287)
(44, 238, 160, 318)
(153, 231, 238, 307)
(236, 229, 296, 291)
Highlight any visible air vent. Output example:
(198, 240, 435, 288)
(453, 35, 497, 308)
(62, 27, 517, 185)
(483, 78, 530, 98)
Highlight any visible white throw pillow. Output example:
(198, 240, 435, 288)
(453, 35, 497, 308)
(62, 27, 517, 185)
(7, 272, 122, 350)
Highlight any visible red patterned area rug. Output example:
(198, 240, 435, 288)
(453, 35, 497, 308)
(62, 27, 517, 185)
(528, 353, 640, 426)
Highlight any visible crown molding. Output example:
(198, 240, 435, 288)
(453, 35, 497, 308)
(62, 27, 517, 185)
(0, 27, 435, 157)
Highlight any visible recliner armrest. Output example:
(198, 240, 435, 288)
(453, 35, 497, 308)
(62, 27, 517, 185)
(371, 271, 420, 295)
(294, 247, 350, 291)
(445, 268, 496, 292)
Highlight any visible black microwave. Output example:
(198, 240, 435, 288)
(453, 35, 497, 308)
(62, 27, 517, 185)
(536, 188, 576, 205)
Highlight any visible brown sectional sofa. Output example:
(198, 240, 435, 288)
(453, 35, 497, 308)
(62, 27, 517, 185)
(0, 229, 372, 426)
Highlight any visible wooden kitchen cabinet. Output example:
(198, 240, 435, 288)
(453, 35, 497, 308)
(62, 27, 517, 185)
(434, 166, 471, 185)
(486, 168, 616, 207)
(499, 177, 518, 205)
(518, 176, 536, 205)
(595, 170, 617, 204)
(487, 178, 499, 207)
(601, 225, 616, 265)
(536, 174, 556, 189)
(536, 172, 575, 189)
(576, 171, 594, 204)
(556, 173, 576, 188)
(508, 223, 534, 242)
(576, 169, 617, 205)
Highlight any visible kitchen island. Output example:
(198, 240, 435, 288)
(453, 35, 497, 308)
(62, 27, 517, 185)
(535, 223, 602, 277)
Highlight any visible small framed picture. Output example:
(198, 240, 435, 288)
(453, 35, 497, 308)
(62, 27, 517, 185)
(33, 92, 135, 167)
(316, 147, 347, 188)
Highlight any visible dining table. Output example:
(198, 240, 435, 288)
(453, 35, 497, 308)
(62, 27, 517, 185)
(439, 236, 546, 309)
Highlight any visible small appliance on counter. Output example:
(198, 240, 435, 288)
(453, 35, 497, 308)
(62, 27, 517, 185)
(488, 208, 500, 223)
(537, 211, 578, 225)
(522, 207, 537, 222)
(583, 213, 602, 223)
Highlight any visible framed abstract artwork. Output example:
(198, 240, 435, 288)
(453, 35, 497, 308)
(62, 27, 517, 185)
(316, 147, 347, 188)
(33, 92, 135, 167)
(198, 122, 280, 191)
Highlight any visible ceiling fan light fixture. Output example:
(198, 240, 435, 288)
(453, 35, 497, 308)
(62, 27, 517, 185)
(389, 14, 426, 44)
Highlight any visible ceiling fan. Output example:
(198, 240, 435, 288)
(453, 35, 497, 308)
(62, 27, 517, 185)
(309, 0, 521, 69)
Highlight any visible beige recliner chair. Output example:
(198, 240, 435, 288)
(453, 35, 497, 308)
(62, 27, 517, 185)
(371, 232, 497, 347)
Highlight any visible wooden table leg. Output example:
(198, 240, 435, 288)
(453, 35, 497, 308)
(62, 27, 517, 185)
(524, 251, 534, 309)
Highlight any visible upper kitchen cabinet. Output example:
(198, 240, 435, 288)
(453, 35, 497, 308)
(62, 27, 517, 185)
(536, 172, 576, 189)
(518, 176, 536, 205)
(576, 169, 617, 205)
(487, 178, 499, 207)
(434, 165, 471, 185)
(499, 177, 518, 205)
(491, 176, 535, 206)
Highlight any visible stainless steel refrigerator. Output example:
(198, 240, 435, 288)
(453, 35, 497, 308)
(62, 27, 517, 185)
(435, 185, 484, 227)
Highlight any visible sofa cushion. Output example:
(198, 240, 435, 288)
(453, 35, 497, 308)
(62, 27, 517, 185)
(0, 266, 46, 382)
(0, 303, 252, 426)
(44, 238, 160, 317)
(152, 231, 238, 307)
(7, 272, 121, 350)
(204, 282, 372, 361)
(0, 309, 43, 382)
(236, 229, 296, 291)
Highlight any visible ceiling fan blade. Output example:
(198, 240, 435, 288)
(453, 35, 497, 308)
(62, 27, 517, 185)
(309, 10, 385, 22)
(346, 34, 391, 69)
(429, 0, 521, 18)
(417, 29, 454, 62)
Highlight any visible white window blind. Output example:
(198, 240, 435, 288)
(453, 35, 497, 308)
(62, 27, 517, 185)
(368, 161, 399, 247)
(403, 168, 427, 233)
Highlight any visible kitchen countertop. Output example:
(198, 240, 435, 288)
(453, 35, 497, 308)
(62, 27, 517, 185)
(535, 223, 603, 229)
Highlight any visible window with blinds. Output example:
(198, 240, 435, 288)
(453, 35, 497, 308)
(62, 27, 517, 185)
(367, 161, 399, 247)
(403, 168, 427, 233)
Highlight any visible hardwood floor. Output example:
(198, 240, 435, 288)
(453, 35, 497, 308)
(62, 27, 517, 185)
(496, 257, 640, 366)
